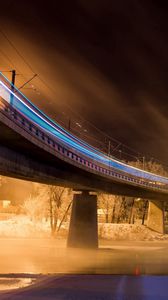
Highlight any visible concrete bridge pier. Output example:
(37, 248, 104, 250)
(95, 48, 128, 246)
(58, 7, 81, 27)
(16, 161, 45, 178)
(67, 191, 98, 248)
(147, 200, 164, 234)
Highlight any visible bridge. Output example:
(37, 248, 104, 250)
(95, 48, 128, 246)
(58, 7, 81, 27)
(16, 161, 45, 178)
(0, 72, 167, 247)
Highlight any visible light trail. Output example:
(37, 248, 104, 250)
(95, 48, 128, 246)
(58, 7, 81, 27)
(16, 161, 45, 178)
(0, 72, 168, 185)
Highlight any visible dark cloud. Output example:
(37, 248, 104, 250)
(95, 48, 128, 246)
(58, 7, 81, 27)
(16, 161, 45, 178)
(0, 0, 168, 163)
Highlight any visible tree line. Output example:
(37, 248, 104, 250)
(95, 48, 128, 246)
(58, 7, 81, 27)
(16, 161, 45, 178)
(0, 159, 167, 236)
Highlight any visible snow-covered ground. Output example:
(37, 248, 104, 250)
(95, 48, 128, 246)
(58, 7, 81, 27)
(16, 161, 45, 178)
(0, 215, 168, 241)
(0, 277, 35, 291)
(98, 223, 168, 241)
(0, 216, 50, 238)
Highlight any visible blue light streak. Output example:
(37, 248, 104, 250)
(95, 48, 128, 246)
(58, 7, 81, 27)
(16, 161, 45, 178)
(1, 72, 168, 185)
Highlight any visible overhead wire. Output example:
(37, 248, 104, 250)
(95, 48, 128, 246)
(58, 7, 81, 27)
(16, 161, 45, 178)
(0, 27, 167, 170)
(0, 27, 134, 149)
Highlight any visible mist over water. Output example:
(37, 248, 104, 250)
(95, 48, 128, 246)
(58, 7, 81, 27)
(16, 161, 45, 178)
(0, 237, 167, 276)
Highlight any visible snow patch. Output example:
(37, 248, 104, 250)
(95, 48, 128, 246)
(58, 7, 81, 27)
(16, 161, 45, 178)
(98, 223, 168, 241)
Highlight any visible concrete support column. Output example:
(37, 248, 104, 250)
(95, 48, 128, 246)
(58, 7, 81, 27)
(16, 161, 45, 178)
(147, 200, 164, 234)
(67, 191, 98, 248)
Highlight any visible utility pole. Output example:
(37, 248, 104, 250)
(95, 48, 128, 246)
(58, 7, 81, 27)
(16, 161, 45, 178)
(10, 69, 16, 105)
(11, 70, 16, 88)
(142, 156, 145, 170)
(108, 140, 111, 156)
(68, 118, 71, 131)
(119, 149, 122, 160)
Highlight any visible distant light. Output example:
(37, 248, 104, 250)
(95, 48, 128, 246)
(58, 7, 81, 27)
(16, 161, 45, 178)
(76, 122, 82, 128)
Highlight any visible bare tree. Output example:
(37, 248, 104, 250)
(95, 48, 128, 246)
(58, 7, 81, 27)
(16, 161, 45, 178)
(141, 200, 148, 225)
(129, 198, 135, 224)
(48, 186, 63, 235)
(129, 159, 168, 177)
(21, 194, 48, 221)
(98, 193, 129, 223)
(46, 186, 72, 236)
(22, 183, 72, 235)
(116, 197, 126, 223)
(98, 193, 116, 223)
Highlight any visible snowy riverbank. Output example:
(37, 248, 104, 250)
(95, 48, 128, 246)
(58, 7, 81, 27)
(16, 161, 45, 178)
(0, 216, 168, 241)
(98, 223, 168, 241)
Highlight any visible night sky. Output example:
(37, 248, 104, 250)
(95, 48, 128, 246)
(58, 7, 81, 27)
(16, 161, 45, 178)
(0, 1, 168, 164)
